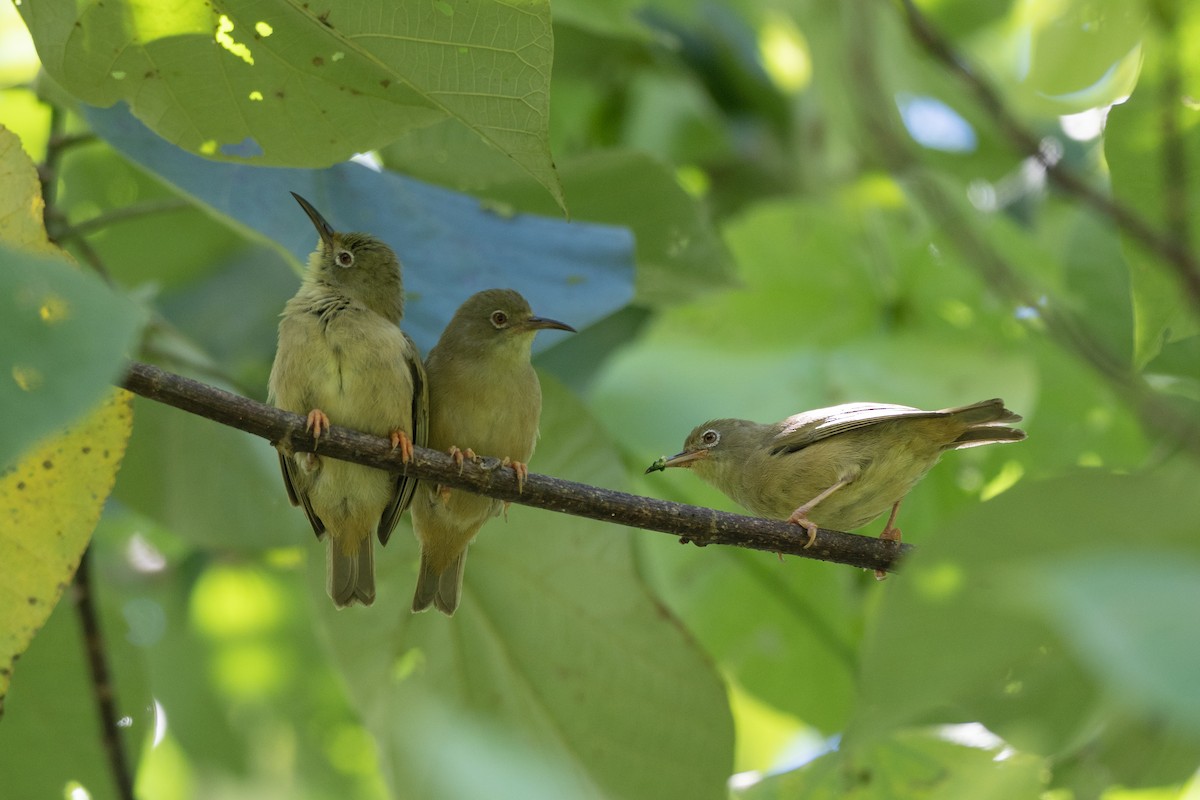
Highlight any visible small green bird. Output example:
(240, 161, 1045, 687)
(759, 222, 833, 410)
(647, 399, 1025, 572)
(411, 289, 574, 615)
(268, 192, 427, 608)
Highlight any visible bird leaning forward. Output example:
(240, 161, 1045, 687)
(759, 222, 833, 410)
(646, 399, 1026, 576)
(268, 192, 428, 608)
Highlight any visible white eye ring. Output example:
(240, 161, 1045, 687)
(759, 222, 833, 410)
(701, 429, 720, 446)
(336, 249, 354, 268)
(490, 310, 509, 328)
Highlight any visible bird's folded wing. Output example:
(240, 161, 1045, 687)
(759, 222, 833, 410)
(771, 403, 940, 454)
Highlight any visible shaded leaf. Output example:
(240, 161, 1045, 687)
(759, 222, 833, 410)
(85, 103, 634, 353)
(851, 463, 1200, 757)
(1016, 554, 1200, 736)
(0, 125, 146, 470)
(311, 378, 734, 800)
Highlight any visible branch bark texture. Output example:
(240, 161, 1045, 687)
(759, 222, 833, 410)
(119, 362, 913, 573)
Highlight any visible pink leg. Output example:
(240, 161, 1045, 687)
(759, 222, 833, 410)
(389, 429, 414, 462)
(787, 479, 850, 549)
(501, 457, 529, 494)
(874, 500, 903, 581)
(306, 409, 330, 447)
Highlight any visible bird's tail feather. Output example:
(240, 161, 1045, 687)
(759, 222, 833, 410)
(943, 398, 1027, 450)
(412, 550, 467, 616)
(327, 534, 375, 608)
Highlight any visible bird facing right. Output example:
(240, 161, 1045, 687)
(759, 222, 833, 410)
(410, 289, 575, 616)
(646, 399, 1026, 569)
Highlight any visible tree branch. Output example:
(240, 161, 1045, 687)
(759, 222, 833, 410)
(897, 0, 1200, 312)
(73, 547, 136, 800)
(118, 361, 913, 573)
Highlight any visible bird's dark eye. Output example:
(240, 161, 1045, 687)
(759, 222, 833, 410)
(336, 250, 354, 268)
(701, 430, 720, 446)
(490, 310, 508, 328)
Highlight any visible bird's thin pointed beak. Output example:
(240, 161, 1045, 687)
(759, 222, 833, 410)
(291, 192, 337, 251)
(645, 449, 707, 473)
(523, 316, 576, 334)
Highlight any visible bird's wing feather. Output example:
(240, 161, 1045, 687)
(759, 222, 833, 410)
(771, 403, 941, 455)
(377, 336, 429, 545)
(278, 450, 325, 539)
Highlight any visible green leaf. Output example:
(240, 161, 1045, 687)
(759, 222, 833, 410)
(482, 150, 738, 305)
(0, 245, 145, 468)
(1004, 0, 1145, 115)
(310, 378, 734, 800)
(114, 397, 301, 550)
(1104, 8, 1200, 365)
(19, 0, 565, 208)
(852, 462, 1200, 756)
(85, 104, 634, 354)
(0, 591, 134, 797)
(1016, 554, 1200, 736)
(646, 542, 859, 734)
(737, 728, 1046, 800)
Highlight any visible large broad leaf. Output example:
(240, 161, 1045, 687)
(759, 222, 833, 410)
(310, 379, 734, 799)
(19, 0, 565, 208)
(85, 103, 634, 353)
(851, 462, 1200, 765)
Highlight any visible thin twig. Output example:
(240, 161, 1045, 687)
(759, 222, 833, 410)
(118, 361, 914, 573)
(73, 548, 136, 800)
(897, 0, 1200, 311)
(58, 198, 192, 242)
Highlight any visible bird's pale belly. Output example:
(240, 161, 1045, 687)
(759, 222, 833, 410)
(314, 317, 414, 436)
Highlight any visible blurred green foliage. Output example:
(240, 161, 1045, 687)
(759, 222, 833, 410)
(2, 0, 1199, 798)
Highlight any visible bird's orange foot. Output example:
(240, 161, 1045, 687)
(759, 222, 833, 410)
(448, 446, 478, 474)
(875, 526, 902, 581)
(786, 512, 819, 549)
(437, 484, 452, 506)
(501, 458, 529, 494)
(502, 500, 511, 521)
(389, 429, 414, 463)
(306, 409, 331, 445)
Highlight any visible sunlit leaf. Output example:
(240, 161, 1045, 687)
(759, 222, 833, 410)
(736, 728, 1045, 800)
(0, 122, 57, 256)
(0, 390, 134, 710)
(19, 0, 565, 207)
(1105, 9, 1200, 366)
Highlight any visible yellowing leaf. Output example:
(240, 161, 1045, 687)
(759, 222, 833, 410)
(0, 123, 58, 256)
(0, 389, 134, 713)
